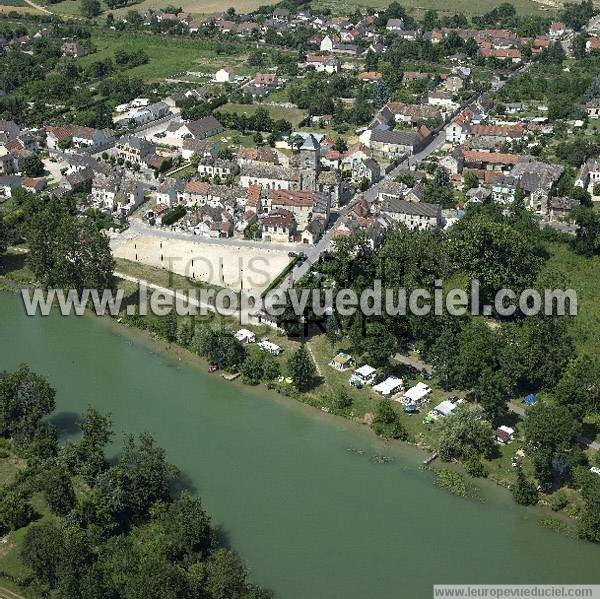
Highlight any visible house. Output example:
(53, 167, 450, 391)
(261, 208, 297, 243)
(253, 73, 279, 88)
(379, 198, 441, 230)
(445, 109, 473, 144)
(257, 339, 283, 355)
(61, 42, 87, 57)
(22, 177, 46, 193)
(127, 101, 171, 126)
(115, 135, 155, 164)
(168, 116, 224, 141)
(384, 102, 442, 125)
(428, 91, 458, 111)
(235, 329, 256, 343)
(239, 163, 297, 190)
(181, 139, 218, 161)
(495, 425, 516, 444)
(0, 175, 21, 198)
(386, 18, 405, 31)
(373, 376, 403, 397)
(46, 125, 111, 150)
(586, 99, 600, 119)
(349, 364, 376, 386)
(402, 382, 432, 407)
(305, 54, 340, 73)
(272, 7, 290, 21)
(329, 352, 354, 371)
(197, 158, 238, 178)
(586, 36, 600, 52)
(549, 21, 566, 40)
(320, 34, 336, 51)
(367, 129, 428, 159)
(358, 71, 383, 83)
(493, 160, 564, 213)
(214, 67, 235, 83)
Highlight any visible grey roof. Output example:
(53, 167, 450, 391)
(382, 197, 440, 218)
(186, 116, 224, 137)
(118, 135, 155, 155)
(504, 160, 564, 193)
(300, 134, 320, 151)
(371, 129, 422, 148)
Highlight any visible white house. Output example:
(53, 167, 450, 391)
(215, 67, 235, 83)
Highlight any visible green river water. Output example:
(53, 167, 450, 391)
(1, 291, 599, 598)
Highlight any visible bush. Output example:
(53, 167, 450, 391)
(549, 490, 570, 512)
(162, 206, 187, 226)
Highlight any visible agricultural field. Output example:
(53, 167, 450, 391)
(312, 0, 555, 16)
(79, 32, 247, 81)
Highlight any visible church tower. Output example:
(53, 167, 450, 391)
(299, 134, 320, 191)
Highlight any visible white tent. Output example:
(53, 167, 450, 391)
(433, 400, 456, 417)
(403, 382, 432, 406)
(235, 329, 256, 343)
(373, 377, 403, 396)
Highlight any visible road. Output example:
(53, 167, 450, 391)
(112, 220, 300, 254)
(0, 587, 25, 599)
(22, 0, 51, 13)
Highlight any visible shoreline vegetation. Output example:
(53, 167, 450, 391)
(0, 361, 274, 599)
(0, 256, 589, 544)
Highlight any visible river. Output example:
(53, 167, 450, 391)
(1, 291, 599, 597)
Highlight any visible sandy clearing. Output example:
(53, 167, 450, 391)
(113, 234, 291, 293)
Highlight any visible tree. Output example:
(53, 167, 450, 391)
(511, 464, 539, 505)
(158, 492, 215, 562)
(0, 214, 7, 255)
(42, 466, 76, 514)
(0, 365, 56, 450)
(372, 80, 390, 109)
(328, 386, 353, 411)
(372, 399, 408, 440)
(287, 344, 317, 391)
(446, 209, 545, 304)
(71, 407, 113, 483)
(22, 154, 45, 177)
(22, 522, 64, 586)
(571, 206, 600, 256)
(0, 486, 34, 532)
(81, 0, 101, 17)
(469, 368, 509, 422)
(522, 401, 581, 486)
(463, 171, 479, 191)
(95, 432, 179, 523)
(553, 354, 600, 418)
(27, 207, 115, 292)
(438, 403, 494, 462)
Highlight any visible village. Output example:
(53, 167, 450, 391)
(2, 0, 600, 294)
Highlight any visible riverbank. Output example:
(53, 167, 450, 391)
(0, 251, 591, 535)
(3, 289, 600, 599)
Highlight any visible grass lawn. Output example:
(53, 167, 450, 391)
(219, 102, 306, 128)
(542, 242, 600, 357)
(80, 33, 246, 82)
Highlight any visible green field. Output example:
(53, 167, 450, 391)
(542, 242, 600, 357)
(219, 102, 306, 127)
(79, 33, 247, 81)
(312, 0, 553, 16)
